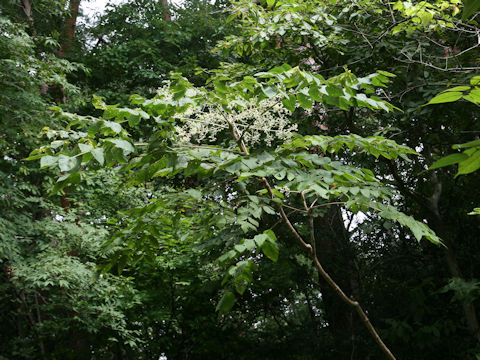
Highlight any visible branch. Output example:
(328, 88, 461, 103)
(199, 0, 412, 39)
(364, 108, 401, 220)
(22, 0, 36, 35)
(267, 178, 396, 359)
(263, 179, 311, 250)
(304, 197, 396, 359)
(302, 192, 317, 257)
(311, 256, 396, 360)
(226, 113, 396, 359)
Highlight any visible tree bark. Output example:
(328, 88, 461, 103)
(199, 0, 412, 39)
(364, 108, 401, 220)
(50, 0, 81, 103)
(22, 0, 36, 35)
(162, 0, 171, 21)
(58, 0, 81, 57)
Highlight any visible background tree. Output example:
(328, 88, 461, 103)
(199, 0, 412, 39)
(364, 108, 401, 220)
(3, 0, 480, 359)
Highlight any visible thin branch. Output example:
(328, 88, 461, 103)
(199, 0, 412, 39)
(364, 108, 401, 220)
(302, 192, 317, 257)
(301, 190, 309, 212)
(270, 209, 299, 231)
(18, 292, 46, 359)
(305, 200, 396, 359)
(282, 203, 307, 213)
(225, 109, 397, 360)
(262, 178, 311, 250)
(394, 55, 480, 73)
(310, 196, 319, 209)
(346, 212, 355, 232)
(312, 201, 346, 209)
(311, 255, 396, 359)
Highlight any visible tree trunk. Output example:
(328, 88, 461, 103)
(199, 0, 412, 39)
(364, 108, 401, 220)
(58, 0, 81, 56)
(162, 0, 171, 21)
(22, 0, 36, 35)
(314, 207, 361, 357)
(50, 0, 81, 103)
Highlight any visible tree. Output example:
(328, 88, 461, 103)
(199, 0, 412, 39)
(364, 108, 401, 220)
(71, 0, 234, 104)
(32, 57, 449, 359)
(0, 2, 147, 358)
(6, 0, 480, 358)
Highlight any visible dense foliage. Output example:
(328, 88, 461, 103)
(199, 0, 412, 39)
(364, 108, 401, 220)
(1, 0, 480, 359)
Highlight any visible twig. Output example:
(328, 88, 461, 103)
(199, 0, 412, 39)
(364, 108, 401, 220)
(302, 192, 317, 257)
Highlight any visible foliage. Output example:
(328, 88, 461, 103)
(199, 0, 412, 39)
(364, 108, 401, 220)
(30, 47, 441, 359)
(72, 0, 234, 103)
(427, 75, 480, 177)
(0, 2, 145, 358)
(426, 74, 480, 218)
(3, 0, 480, 359)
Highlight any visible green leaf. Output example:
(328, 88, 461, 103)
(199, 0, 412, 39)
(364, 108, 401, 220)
(311, 184, 328, 199)
(254, 233, 268, 248)
(273, 169, 286, 180)
(269, 64, 292, 74)
(40, 155, 57, 168)
(463, 89, 480, 104)
(468, 207, 480, 215)
(418, 11, 433, 26)
(262, 86, 277, 98)
(216, 291, 236, 314)
(233, 261, 253, 295)
(462, 0, 480, 20)
(445, 86, 471, 92)
(240, 221, 256, 233)
(264, 229, 277, 241)
(361, 189, 370, 198)
(426, 91, 463, 105)
(429, 153, 468, 170)
(375, 204, 441, 244)
(214, 80, 229, 94)
(282, 94, 296, 112)
(58, 155, 79, 172)
(377, 70, 396, 77)
(457, 150, 480, 176)
(217, 250, 237, 264)
(91, 148, 105, 165)
(326, 85, 343, 97)
(297, 93, 313, 109)
(107, 139, 135, 155)
(78, 143, 93, 153)
(470, 76, 480, 86)
(234, 244, 247, 253)
(262, 240, 279, 262)
(234, 275, 250, 295)
(129, 94, 145, 105)
(452, 140, 480, 149)
(50, 173, 80, 195)
(263, 205, 276, 215)
(309, 85, 323, 102)
(103, 120, 122, 134)
(349, 186, 360, 195)
(244, 239, 256, 251)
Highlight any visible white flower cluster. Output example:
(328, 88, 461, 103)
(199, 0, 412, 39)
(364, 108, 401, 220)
(174, 95, 298, 147)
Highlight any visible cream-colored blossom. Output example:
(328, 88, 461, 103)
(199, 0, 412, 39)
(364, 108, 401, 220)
(173, 95, 297, 147)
